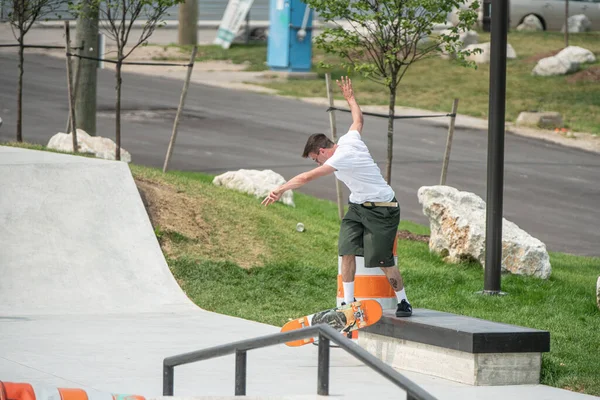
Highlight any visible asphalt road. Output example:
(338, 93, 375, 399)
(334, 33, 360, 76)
(1, 52, 599, 257)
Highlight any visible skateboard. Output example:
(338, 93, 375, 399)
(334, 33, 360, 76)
(280, 299, 383, 347)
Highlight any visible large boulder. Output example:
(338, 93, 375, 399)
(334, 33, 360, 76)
(562, 14, 592, 33)
(532, 56, 579, 77)
(556, 46, 596, 65)
(47, 129, 132, 162)
(517, 15, 544, 32)
(417, 185, 551, 279)
(213, 169, 295, 207)
(464, 42, 517, 64)
(440, 29, 479, 59)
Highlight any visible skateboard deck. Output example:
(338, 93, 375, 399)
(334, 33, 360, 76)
(280, 299, 383, 347)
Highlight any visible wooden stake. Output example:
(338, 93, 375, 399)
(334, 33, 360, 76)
(64, 21, 78, 153)
(66, 40, 84, 133)
(163, 46, 198, 173)
(325, 73, 345, 220)
(440, 98, 459, 185)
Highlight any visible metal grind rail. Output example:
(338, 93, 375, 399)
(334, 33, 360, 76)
(163, 323, 436, 400)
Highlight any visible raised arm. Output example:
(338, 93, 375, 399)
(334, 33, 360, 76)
(337, 76, 363, 134)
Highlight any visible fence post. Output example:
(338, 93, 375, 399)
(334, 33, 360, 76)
(440, 98, 459, 185)
(317, 333, 330, 396)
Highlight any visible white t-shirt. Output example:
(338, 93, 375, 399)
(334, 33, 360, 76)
(324, 130, 395, 204)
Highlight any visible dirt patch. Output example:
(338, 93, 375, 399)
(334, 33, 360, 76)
(397, 229, 430, 244)
(523, 49, 562, 63)
(134, 176, 268, 268)
(135, 177, 211, 252)
(566, 65, 600, 83)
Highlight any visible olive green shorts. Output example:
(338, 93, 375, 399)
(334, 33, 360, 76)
(338, 200, 400, 268)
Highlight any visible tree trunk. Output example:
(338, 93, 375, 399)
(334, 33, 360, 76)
(115, 58, 122, 161)
(178, 0, 198, 45)
(564, 0, 569, 48)
(75, 0, 99, 135)
(385, 88, 397, 184)
(16, 36, 24, 142)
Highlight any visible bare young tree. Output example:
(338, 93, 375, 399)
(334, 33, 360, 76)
(75, 0, 183, 160)
(305, 0, 480, 183)
(7, 0, 65, 142)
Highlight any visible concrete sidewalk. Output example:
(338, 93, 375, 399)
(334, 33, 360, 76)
(0, 146, 598, 400)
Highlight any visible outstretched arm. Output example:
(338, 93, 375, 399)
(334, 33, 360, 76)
(262, 164, 336, 206)
(337, 76, 363, 134)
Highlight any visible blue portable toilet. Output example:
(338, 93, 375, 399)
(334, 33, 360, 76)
(267, 0, 313, 72)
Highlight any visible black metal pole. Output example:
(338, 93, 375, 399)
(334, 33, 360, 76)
(484, 0, 509, 294)
(163, 364, 174, 396)
(317, 334, 330, 395)
(235, 350, 247, 395)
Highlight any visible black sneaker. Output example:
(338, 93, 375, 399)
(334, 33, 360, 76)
(396, 299, 412, 317)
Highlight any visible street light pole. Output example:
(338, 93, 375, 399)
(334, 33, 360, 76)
(483, 0, 509, 295)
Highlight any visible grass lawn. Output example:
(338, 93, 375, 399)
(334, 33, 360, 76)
(165, 31, 600, 134)
(127, 163, 600, 396)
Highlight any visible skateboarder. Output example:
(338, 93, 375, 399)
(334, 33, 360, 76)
(262, 76, 412, 318)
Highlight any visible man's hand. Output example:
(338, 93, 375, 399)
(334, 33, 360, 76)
(336, 76, 355, 101)
(262, 188, 282, 206)
(336, 76, 363, 133)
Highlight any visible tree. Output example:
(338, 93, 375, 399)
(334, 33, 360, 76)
(564, 0, 569, 47)
(7, 0, 65, 142)
(178, 0, 197, 45)
(74, 0, 99, 135)
(76, 0, 184, 160)
(304, 0, 480, 183)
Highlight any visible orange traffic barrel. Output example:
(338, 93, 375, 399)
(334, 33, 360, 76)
(0, 382, 145, 400)
(337, 232, 399, 310)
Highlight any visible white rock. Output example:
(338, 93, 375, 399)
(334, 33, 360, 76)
(516, 112, 563, 129)
(47, 129, 132, 162)
(517, 15, 544, 32)
(464, 42, 517, 64)
(562, 14, 592, 33)
(556, 46, 596, 65)
(213, 169, 295, 207)
(532, 56, 580, 76)
(440, 29, 479, 59)
(417, 185, 552, 279)
(597, 276, 600, 310)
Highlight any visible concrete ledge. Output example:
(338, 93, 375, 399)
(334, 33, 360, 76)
(359, 333, 542, 386)
(359, 309, 550, 386)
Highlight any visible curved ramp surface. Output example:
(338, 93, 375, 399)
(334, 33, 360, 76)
(0, 146, 194, 316)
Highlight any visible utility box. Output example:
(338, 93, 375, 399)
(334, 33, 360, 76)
(267, 0, 313, 72)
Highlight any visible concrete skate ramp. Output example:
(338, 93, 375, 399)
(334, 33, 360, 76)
(0, 146, 194, 316)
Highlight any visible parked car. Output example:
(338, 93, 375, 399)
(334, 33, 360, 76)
(509, 0, 600, 31)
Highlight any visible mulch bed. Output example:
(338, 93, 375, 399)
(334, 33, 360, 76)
(566, 65, 600, 83)
(397, 229, 430, 243)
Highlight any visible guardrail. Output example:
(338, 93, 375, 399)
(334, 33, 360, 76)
(163, 323, 436, 400)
